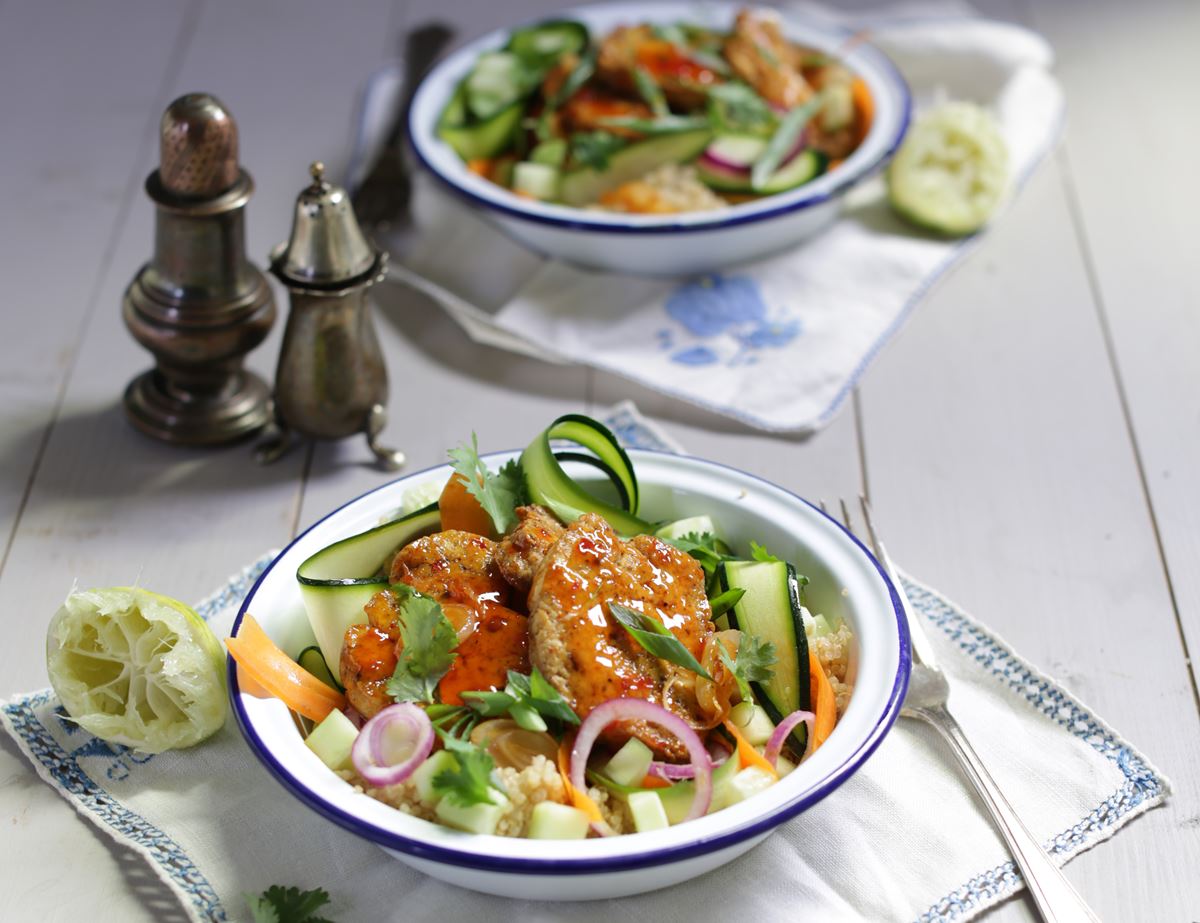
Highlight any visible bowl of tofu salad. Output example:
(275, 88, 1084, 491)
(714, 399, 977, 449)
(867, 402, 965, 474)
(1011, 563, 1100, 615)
(229, 415, 909, 899)
(406, 2, 909, 274)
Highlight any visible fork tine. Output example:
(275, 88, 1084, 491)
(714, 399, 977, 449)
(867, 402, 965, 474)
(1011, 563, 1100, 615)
(838, 498, 854, 534)
(857, 496, 938, 668)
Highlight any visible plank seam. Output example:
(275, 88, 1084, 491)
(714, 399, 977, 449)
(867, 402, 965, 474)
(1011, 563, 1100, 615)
(0, 0, 205, 582)
(1053, 145, 1200, 716)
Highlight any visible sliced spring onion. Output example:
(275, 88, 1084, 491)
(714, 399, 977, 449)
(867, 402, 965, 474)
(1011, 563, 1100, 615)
(763, 708, 815, 768)
(750, 95, 822, 191)
(351, 702, 435, 787)
(596, 114, 711, 135)
(570, 698, 713, 823)
(632, 66, 669, 116)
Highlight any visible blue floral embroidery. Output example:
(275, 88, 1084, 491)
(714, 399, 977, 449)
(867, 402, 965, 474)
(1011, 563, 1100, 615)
(671, 346, 720, 366)
(662, 274, 802, 367)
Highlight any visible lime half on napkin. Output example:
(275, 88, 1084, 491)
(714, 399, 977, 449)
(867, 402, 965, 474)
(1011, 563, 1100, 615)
(46, 587, 227, 753)
(888, 101, 1009, 235)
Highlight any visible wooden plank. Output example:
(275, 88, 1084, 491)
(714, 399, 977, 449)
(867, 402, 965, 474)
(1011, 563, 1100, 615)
(0, 2, 400, 922)
(0, 0, 196, 558)
(859, 156, 1200, 921)
(1024, 0, 1200, 700)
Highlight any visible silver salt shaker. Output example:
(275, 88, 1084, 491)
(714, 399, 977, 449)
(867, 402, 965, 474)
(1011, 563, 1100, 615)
(256, 162, 404, 469)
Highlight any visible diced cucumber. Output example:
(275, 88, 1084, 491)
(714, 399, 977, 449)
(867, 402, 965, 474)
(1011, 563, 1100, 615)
(466, 52, 530, 121)
(506, 20, 589, 64)
(656, 751, 740, 824)
(728, 702, 775, 747)
(412, 750, 459, 805)
(719, 560, 811, 751)
(530, 138, 568, 168)
(627, 790, 670, 833)
(706, 135, 768, 167)
(526, 801, 590, 839)
(654, 515, 727, 548)
(806, 612, 833, 639)
(603, 738, 654, 787)
(775, 754, 797, 776)
(303, 709, 358, 772)
(711, 767, 776, 812)
(435, 789, 509, 835)
(513, 161, 561, 201)
(560, 129, 713, 206)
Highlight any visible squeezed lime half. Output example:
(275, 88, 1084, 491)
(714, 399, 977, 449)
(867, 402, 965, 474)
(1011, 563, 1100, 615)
(888, 101, 1009, 236)
(45, 587, 227, 753)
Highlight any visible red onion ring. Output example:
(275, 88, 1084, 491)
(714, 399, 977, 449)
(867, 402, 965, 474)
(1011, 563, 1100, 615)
(351, 702, 434, 787)
(571, 698, 713, 823)
(648, 744, 730, 781)
(763, 709, 816, 769)
(699, 133, 808, 176)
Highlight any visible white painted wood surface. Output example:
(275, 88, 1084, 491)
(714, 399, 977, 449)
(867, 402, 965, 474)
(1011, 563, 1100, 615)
(1, 0, 1197, 920)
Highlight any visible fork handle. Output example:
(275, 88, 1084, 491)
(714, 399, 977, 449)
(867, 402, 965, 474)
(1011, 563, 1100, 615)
(911, 705, 1103, 923)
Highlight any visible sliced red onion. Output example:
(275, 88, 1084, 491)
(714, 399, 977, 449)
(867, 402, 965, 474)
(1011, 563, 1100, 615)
(763, 709, 816, 769)
(571, 698, 713, 823)
(699, 134, 808, 178)
(648, 745, 730, 781)
(351, 702, 434, 787)
(343, 706, 366, 730)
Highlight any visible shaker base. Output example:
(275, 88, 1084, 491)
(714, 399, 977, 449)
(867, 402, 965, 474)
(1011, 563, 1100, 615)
(124, 368, 272, 446)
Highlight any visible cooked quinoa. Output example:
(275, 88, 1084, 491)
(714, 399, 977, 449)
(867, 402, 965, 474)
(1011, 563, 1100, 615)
(810, 622, 856, 717)
(343, 754, 571, 838)
(596, 163, 729, 214)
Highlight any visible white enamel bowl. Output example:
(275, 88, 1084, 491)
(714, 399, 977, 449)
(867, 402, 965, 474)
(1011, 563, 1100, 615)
(230, 450, 909, 900)
(407, 2, 910, 276)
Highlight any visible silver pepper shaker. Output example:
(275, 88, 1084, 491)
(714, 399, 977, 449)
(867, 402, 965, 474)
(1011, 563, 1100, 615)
(123, 93, 276, 445)
(256, 162, 403, 470)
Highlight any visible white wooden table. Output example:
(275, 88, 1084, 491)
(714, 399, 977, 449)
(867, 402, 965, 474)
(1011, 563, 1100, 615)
(2, 0, 1197, 919)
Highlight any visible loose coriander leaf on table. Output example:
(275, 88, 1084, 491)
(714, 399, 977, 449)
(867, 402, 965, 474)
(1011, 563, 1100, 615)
(246, 885, 334, 923)
(447, 433, 526, 534)
(609, 602, 712, 680)
(385, 583, 458, 703)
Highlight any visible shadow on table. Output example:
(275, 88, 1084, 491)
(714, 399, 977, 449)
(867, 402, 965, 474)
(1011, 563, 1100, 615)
(2, 400, 308, 502)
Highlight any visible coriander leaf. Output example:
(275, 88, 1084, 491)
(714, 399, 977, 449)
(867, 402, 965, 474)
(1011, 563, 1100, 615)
(717, 633, 777, 702)
(447, 434, 525, 534)
(716, 644, 750, 702)
(432, 739, 499, 807)
(245, 885, 334, 923)
(750, 541, 781, 563)
(571, 130, 627, 170)
(609, 602, 713, 680)
(735, 633, 778, 685)
(662, 531, 732, 579)
(709, 586, 745, 618)
(385, 584, 458, 703)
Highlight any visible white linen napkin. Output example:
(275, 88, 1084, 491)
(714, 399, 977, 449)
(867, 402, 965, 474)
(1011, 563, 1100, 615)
(381, 5, 1065, 433)
(2, 403, 1168, 923)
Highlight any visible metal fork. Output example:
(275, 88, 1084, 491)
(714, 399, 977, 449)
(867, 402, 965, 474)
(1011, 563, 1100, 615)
(351, 22, 455, 229)
(829, 496, 1102, 923)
